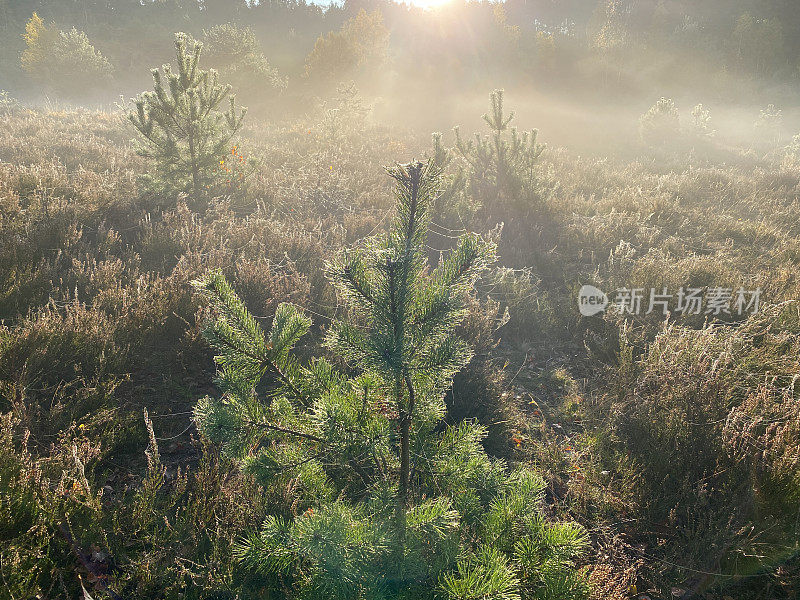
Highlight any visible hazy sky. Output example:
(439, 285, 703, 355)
(311, 0, 453, 8)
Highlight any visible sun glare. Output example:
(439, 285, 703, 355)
(412, 0, 453, 10)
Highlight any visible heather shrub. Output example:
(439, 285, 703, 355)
(0, 302, 126, 440)
(447, 294, 515, 455)
(481, 266, 557, 340)
(0, 411, 265, 600)
(593, 303, 800, 581)
(725, 383, 800, 513)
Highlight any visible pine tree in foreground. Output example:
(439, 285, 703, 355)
(129, 32, 246, 200)
(193, 161, 589, 600)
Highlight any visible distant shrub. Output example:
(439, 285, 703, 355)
(304, 9, 389, 85)
(638, 97, 680, 144)
(317, 82, 371, 141)
(783, 133, 800, 167)
(20, 13, 113, 99)
(731, 13, 785, 77)
(0, 90, 19, 114)
(202, 23, 286, 103)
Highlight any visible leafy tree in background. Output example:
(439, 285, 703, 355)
(20, 12, 112, 99)
(201, 0, 248, 26)
(732, 12, 785, 77)
(129, 32, 246, 200)
(304, 9, 389, 85)
(192, 161, 589, 599)
(490, 4, 523, 69)
(591, 0, 629, 86)
(202, 23, 286, 105)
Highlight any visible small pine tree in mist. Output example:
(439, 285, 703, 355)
(192, 161, 589, 600)
(129, 32, 246, 200)
(690, 103, 715, 138)
(756, 103, 783, 146)
(454, 89, 545, 205)
(639, 97, 680, 145)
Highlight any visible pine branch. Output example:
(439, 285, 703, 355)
(243, 415, 324, 443)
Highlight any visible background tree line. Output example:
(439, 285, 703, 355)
(3, 0, 800, 110)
